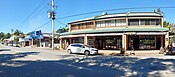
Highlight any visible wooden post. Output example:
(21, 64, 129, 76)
(122, 33, 127, 51)
(165, 32, 169, 49)
(84, 34, 88, 45)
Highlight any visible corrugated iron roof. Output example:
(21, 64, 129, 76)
(69, 12, 163, 24)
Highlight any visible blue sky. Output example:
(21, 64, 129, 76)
(0, 0, 175, 34)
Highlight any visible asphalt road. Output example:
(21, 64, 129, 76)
(1, 44, 175, 77)
(0, 45, 113, 77)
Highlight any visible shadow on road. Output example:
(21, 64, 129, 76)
(0, 52, 175, 77)
(0, 49, 11, 52)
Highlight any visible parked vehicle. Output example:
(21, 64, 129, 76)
(1, 42, 4, 44)
(54, 43, 60, 49)
(166, 47, 175, 55)
(8, 43, 13, 46)
(66, 43, 98, 55)
(13, 43, 20, 47)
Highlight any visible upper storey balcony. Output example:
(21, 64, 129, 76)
(68, 11, 164, 32)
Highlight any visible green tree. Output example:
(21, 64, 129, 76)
(19, 34, 25, 38)
(26, 32, 31, 35)
(56, 27, 69, 33)
(14, 37, 19, 43)
(14, 29, 23, 36)
(56, 29, 62, 33)
(163, 21, 169, 28)
(163, 21, 172, 30)
(0, 32, 5, 40)
(3, 33, 11, 39)
(63, 27, 69, 32)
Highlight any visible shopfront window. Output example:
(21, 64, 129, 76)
(88, 37, 94, 47)
(72, 37, 84, 44)
(128, 35, 161, 50)
(96, 36, 122, 50)
(139, 36, 156, 49)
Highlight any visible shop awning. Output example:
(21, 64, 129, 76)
(60, 32, 167, 38)
(125, 32, 167, 35)
(87, 33, 123, 36)
(60, 34, 85, 38)
(60, 27, 169, 36)
(59, 33, 123, 38)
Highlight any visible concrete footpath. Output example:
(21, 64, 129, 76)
(20, 46, 165, 57)
(99, 50, 164, 56)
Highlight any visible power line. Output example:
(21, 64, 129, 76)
(16, 0, 49, 29)
(56, 6, 175, 20)
(55, 18, 67, 25)
(34, 20, 51, 31)
(33, 3, 48, 19)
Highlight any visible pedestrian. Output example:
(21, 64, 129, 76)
(167, 44, 170, 52)
(130, 45, 135, 55)
(170, 43, 173, 52)
(159, 47, 164, 54)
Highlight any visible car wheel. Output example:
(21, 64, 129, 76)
(84, 51, 90, 56)
(67, 49, 72, 54)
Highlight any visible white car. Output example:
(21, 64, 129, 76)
(13, 43, 20, 47)
(66, 43, 98, 55)
(8, 44, 13, 46)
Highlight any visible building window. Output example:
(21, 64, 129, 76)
(71, 25, 78, 30)
(111, 20, 116, 26)
(86, 22, 93, 28)
(82, 23, 86, 29)
(150, 19, 156, 25)
(145, 19, 150, 25)
(96, 19, 126, 27)
(140, 19, 145, 25)
(116, 19, 126, 26)
(105, 20, 112, 27)
(71, 22, 93, 30)
(140, 19, 160, 26)
(79, 24, 83, 29)
(78, 24, 81, 29)
(101, 21, 105, 27)
(129, 19, 139, 26)
(156, 19, 160, 25)
(96, 21, 101, 27)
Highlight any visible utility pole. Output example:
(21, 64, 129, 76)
(48, 0, 55, 50)
(48, 0, 56, 50)
(51, 0, 55, 50)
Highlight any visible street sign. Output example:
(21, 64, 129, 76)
(30, 30, 43, 39)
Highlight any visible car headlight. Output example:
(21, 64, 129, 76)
(91, 49, 97, 51)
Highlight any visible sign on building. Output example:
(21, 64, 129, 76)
(30, 30, 43, 39)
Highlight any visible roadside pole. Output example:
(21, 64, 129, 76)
(40, 39, 42, 47)
(51, 0, 55, 50)
(48, 0, 56, 50)
(32, 39, 33, 47)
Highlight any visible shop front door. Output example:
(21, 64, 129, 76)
(133, 36, 139, 50)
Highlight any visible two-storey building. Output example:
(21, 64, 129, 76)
(60, 11, 169, 51)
